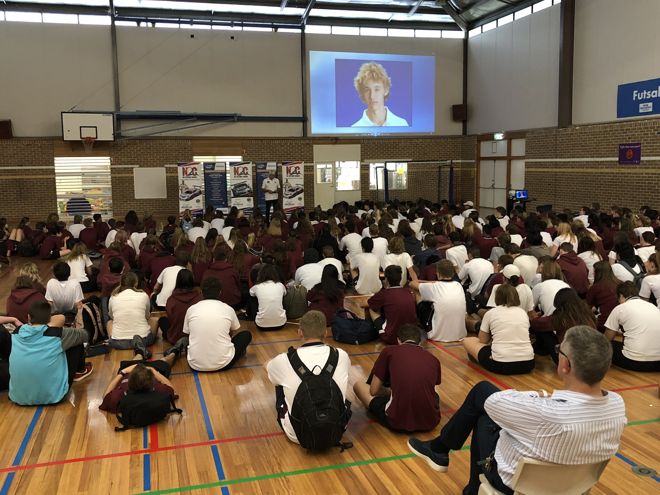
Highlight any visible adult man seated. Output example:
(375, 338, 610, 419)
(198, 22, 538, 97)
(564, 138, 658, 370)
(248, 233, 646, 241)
(408, 326, 627, 495)
(367, 266, 418, 345)
(604, 281, 660, 372)
(9, 302, 92, 405)
(353, 324, 441, 433)
(266, 310, 351, 446)
(166, 277, 252, 372)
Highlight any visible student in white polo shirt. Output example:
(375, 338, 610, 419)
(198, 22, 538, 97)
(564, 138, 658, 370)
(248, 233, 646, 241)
(458, 246, 494, 298)
(294, 248, 324, 291)
(350, 237, 382, 295)
(532, 258, 570, 316)
(168, 277, 252, 371)
(445, 232, 468, 273)
(604, 281, 660, 372)
(266, 310, 351, 446)
(249, 264, 287, 331)
(153, 249, 190, 309)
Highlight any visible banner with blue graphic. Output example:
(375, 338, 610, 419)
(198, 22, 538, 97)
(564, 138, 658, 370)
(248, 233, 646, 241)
(177, 162, 204, 215)
(203, 162, 228, 212)
(229, 162, 254, 212)
(617, 77, 660, 118)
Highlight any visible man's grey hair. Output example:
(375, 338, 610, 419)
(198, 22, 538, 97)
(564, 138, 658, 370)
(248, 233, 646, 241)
(563, 326, 612, 386)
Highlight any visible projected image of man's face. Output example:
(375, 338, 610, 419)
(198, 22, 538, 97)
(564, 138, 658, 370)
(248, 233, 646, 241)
(361, 80, 388, 110)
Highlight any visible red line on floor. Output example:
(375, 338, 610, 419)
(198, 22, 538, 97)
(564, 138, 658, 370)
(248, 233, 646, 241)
(427, 341, 512, 390)
(611, 383, 658, 393)
(150, 424, 159, 450)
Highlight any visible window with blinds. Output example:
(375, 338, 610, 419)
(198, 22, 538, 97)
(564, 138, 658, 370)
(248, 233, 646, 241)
(193, 155, 242, 201)
(54, 156, 113, 219)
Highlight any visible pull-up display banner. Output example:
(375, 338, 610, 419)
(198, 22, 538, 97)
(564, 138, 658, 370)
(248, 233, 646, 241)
(229, 161, 254, 212)
(177, 161, 204, 215)
(282, 161, 305, 215)
(203, 162, 228, 212)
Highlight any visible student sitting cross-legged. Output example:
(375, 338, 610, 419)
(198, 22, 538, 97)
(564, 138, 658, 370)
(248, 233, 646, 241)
(165, 277, 252, 372)
(266, 310, 352, 448)
(9, 301, 93, 406)
(353, 324, 441, 433)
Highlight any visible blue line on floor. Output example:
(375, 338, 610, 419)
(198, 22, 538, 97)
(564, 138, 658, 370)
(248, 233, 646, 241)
(0, 406, 43, 495)
(615, 452, 660, 483)
(142, 427, 151, 492)
(192, 371, 230, 495)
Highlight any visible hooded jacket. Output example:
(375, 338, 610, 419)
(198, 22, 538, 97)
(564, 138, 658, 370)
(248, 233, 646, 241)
(202, 261, 241, 307)
(557, 251, 589, 296)
(7, 288, 47, 323)
(165, 289, 203, 344)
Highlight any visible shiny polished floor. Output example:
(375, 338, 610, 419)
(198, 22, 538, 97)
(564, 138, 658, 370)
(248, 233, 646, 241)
(0, 259, 658, 495)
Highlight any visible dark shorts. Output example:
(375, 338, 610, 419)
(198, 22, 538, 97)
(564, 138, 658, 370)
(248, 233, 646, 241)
(368, 395, 391, 428)
(477, 346, 535, 375)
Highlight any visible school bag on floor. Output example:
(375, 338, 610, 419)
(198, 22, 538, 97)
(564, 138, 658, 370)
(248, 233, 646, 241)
(77, 296, 107, 345)
(283, 284, 308, 319)
(331, 309, 377, 345)
(115, 392, 182, 431)
(417, 301, 434, 332)
(287, 347, 352, 451)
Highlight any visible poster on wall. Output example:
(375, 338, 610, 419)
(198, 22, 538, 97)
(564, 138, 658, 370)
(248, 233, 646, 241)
(177, 162, 204, 215)
(229, 161, 254, 212)
(617, 77, 660, 118)
(203, 162, 228, 212)
(618, 143, 642, 165)
(255, 162, 277, 214)
(282, 161, 305, 215)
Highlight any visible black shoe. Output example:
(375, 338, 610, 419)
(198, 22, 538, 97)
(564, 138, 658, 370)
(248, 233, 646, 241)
(132, 335, 152, 360)
(407, 438, 449, 472)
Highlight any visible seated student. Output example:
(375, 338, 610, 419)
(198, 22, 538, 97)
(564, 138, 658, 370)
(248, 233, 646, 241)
(78, 218, 99, 252)
(39, 225, 71, 260)
(129, 223, 148, 256)
(382, 235, 417, 286)
(153, 249, 190, 310)
(367, 265, 418, 345)
(611, 242, 645, 283)
(249, 264, 287, 331)
(1, 317, 25, 392)
(68, 214, 85, 240)
(577, 236, 603, 285)
(317, 245, 345, 282)
(166, 277, 252, 372)
(294, 248, 324, 291)
(408, 326, 626, 495)
(266, 310, 351, 446)
(368, 224, 389, 264)
(45, 262, 84, 316)
(159, 269, 202, 345)
(445, 231, 468, 273)
(9, 302, 92, 405)
(7, 275, 48, 324)
(604, 281, 660, 371)
(556, 242, 589, 297)
(202, 248, 242, 309)
(65, 242, 96, 293)
(107, 272, 158, 358)
(532, 258, 570, 317)
(307, 265, 346, 326)
(353, 324, 441, 432)
(485, 264, 534, 314)
(190, 237, 212, 286)
(458, 246, 495, 299)
(464, 285, 534, 375)
(414, 234, 439, 270)
(410, 260, 467, 342)
(587, 260, 621, 332)
(636, 231, 656, 262)
(640, 252, 660, 307)
(350, 237, 382, 295)
(339, 220, 363, 264)
(148, 248, 176, 290)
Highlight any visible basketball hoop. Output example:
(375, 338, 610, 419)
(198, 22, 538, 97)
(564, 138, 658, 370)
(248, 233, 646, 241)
(82, 136, 96, 154)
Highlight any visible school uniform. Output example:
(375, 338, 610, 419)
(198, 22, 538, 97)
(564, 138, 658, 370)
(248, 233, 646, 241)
(367, 287, 418, 345)
(163, 289, 203, 344)
(45, 279, 83, 314)
(108, 289, 154, 347)
(351, 252, 382, 295)
(156, 265, 184, 308)
(478, 306, 535, 374)
(249, 281, 287, 330)
(419, 280, 467, 342)
(532, 279, 571, 316)
(557, 252, 589, 296)
(202, 261, 242, 307)
(7, 287, 47, 324)
(307, 286, 345, 325)
(382, 253, 415, 285)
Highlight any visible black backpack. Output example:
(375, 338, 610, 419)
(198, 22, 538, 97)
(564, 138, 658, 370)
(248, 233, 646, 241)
(17, 239, 36, 257)
(115, 390, 182, 431)
(331, 309, 377, 345)
(618, 260, 646, 290)
(417, 301, 435, 332)
(287, 347, 352, 451)
(81, 296, 107, 345)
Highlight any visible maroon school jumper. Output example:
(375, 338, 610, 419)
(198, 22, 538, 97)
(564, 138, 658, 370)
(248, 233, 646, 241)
(164, 289, 203, 344)
(202, 261, 242, 307)
(367, 287, 418, 345)
(586, 281, 619, 332)
(307, 286, 345, 325)
(79, 228, 99, 251)
(149, 254, 176, 289)
(372, 343, 441, 432)
(6, 287, 48, 323)
(39, 235, 64, 259)
(557, 252, 589, 296)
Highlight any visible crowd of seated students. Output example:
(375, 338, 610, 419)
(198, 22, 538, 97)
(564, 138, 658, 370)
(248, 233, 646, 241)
(0, 198, 658, 494)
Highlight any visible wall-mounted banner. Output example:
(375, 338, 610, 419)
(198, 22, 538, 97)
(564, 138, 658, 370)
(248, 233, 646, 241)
(282, 161, 305, 215)
(229, 161, 254, 212)
(617, 77, 660, 118)
(618, 143, 642, 165)
(177, 161, 204, 215)
(203, 162, 228, 212)
(255, 162, 277, 214)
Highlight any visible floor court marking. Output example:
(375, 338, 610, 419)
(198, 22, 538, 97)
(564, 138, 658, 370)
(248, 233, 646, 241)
(615, 452, 660, 483)
(0, 406, 43, 495)
(610, 383, 658, 393)
(143, 427, 151, 492)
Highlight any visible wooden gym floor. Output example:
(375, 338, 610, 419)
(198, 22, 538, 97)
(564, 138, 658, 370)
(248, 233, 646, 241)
(0, 259, 658, 495)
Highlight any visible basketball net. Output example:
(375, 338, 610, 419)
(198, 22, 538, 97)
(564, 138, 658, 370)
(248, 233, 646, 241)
(82, 136, 96, 154)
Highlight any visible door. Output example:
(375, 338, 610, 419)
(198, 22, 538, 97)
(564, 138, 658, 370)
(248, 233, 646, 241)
(478, 159, 507, 215)
(314, 163, 335, 210)
(334, 160, 361, 205)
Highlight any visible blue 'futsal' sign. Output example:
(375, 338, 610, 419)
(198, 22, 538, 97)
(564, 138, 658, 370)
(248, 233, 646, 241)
(617, 77, 660, 118)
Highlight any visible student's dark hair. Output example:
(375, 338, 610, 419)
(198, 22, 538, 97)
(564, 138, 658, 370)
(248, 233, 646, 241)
(93, 213, 102, 222)
(577, 236, 595, 254)
(53, 261, 71, 282)
(396, 220, 415, 238)
(213, 247, 228, 262)
(424, 234, 437, 248)
(397, 324, 422, 344)
(175, 269, 195, 291)
(127, 364, 154, 393)
(505, 243, 521, 256)
(497, 254, 514, 268)
(303, 248, 320, 264)
(201, 276, 222, 299)
(592, 263, 617, 291)
(361, 236, 374, 253)
(448, 231, 461, 243)
(437, 259, 455, 279)
(468, 245, 481, 259)
(616, 281, 639, 299)
(526, 230, 543, 247)
(384, 265, 402, 287)
(114, 271, 140, 295)
(642, 231, 656, 244)
(256, 263, 281, 284)
(174, 249, 190, 267)
(552, 288, 596, 334)
(125, 210, 139, 225)
(318, 264, 345, 303)
(109, 257, 124, 274)
(494, 283, 520, 307)
(28, 301, 52, 324)
(559, 242, 574, 253)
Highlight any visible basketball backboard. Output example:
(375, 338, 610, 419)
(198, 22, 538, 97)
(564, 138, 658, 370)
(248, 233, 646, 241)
(61, 112, 115, 141)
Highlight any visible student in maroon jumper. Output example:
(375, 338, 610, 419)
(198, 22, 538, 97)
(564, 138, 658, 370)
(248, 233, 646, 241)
(93, 214, 110, 243)
(78, 218, 98, 251)
(148, 249, 176, 290)
(7, 276, 48, 324)
(307, 264, 346, 326)
(39, 225, 71, 260)
(160, 269, 202, 344)
(367, 265, 418, 345)
(353, 324, 441, 432)
(190, 237, 212, 286)
(137, 235, 158, 282)
(202, 248, 242, 309)
(556, 242, 589, 297)
(97, 241, 130, 286)
(99, 257, 124, 325)
(586, 260, 620, 332)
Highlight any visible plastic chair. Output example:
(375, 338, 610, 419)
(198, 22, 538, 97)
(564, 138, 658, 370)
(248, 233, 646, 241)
(477, 457, 609, 495)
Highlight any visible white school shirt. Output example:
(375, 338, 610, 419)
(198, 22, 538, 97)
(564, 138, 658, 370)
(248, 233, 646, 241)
(249, 281, 287, 328)
(130, 232, 147, 255)
(578, 251, 602, 284)
(497, 216, 510, 229)
(480, 306, 533, 362)
(639, 273, 660, 307)
(513, 255, 538, 289)
(211, 218, 225, 232)
(612, 262, 643, 283)
(67, 255, 92, 283)
(156, 265, 184, 307)
(485, 389, 626, 488)
(339, 232, 363, 263)
(458, 258, 494, 296)
(187, 226, 207, 243)
(183, 299, 241, 371)
(451, 215, 465, 230)
(350, 252, 382, 295)
(361, 226, 371, 238)
(267, 344, 350, 443)
(532, 279, 570, 316)
(487, 283, 534, 312)
(446, 245, 468, 271)
(108, 289, 151, 340)
(605, 298, 660, 361)
(262, 178, 280, 201)
(419, 280, 467, 342)
(509, 234, 523, 247)
(371, 237, 389, 265)
(221, 226, 234, 241)
(318, 257, 344, 282)
(382, 252, 414, 285)
(45, 279, 83, 313)
(608, 248, 639, 263)
(351, 107, 409, 127)
(68, 223, 85, 239)
(104, 229, 117, 248)
(552, 234, 578, 252)
(634, 226, 653, 239)
(294, 263, 324, 291)
(540, 231, 553, 248)
(636, 246, 655, 262)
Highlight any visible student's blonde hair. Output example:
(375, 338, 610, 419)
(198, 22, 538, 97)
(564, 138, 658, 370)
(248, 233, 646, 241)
(300, 310, 327, 338)
(353, 62, 391, 103)
(66, 242, 88, 261)
(18, 262, 42, 286)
